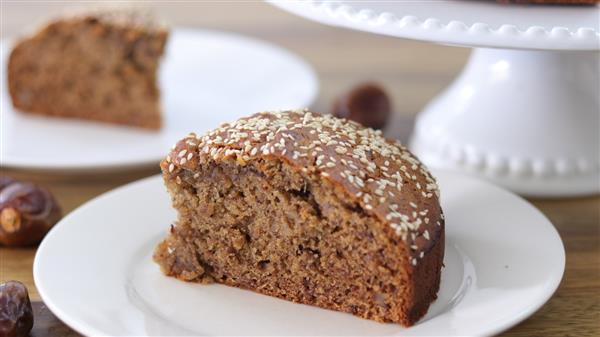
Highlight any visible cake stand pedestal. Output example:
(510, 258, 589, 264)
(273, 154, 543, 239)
(412, 48, 599, 196)
(269, 0, 600, 196)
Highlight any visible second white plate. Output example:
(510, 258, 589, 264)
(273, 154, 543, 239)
(0, 28, 318, 171)
(34, 171, 565, 336)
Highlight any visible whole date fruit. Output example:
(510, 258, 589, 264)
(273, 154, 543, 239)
(0, 281, 33, 337)
(332, 83, 392, 130)
(0, 179, 61, 246)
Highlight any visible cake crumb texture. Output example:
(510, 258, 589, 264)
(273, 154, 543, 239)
(154, 110, 445, 326)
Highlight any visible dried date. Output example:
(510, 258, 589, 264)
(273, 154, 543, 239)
(332, 83, 392, 130)
(0, 281, 33, 337)
(0, 178, 61, 246)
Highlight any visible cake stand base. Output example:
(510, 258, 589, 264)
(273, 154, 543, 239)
(410, 48, 599, 197)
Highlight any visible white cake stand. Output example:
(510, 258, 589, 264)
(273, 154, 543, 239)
(269, 0, 600, 197)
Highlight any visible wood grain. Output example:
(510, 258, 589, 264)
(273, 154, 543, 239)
(1, 2, 598, 336)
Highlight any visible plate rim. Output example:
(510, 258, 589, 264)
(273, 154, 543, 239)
(34, 175, 161, 336)
(33, 171, 565, 336)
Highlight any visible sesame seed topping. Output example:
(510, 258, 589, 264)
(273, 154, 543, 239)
(167, 110, 441, 256)
(335, 146, 347, 154)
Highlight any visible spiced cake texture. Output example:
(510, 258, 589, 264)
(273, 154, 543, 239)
(8, 9, 168, 129)
(154, 110, 445, 326)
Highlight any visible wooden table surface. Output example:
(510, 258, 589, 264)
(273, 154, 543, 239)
(1, 2, 599, 336)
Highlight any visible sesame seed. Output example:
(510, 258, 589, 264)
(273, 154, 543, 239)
(335, 146, 347, 154)
(183, 110, 439, 247)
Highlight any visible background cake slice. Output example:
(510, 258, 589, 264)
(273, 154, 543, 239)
(7, 9, 168, 129)
(154, 110, 445, 326)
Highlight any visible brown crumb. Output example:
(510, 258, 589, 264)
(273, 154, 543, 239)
(154, 110, 445, 326)
(7, 9, 168, 129)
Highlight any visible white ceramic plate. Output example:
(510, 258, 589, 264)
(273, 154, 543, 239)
(0, 29, 318, 171)
(269, 0, 600, 50)
(34, 171, 565, 336)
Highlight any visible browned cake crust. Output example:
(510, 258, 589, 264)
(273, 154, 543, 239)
(154, 110, 445, 326)
(8, 9, 168, 129)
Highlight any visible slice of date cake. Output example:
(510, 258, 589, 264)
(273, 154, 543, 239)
(154, 110, 444, 326)
(8, 9, 168, 129)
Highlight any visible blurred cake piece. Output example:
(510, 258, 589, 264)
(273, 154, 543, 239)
(7, 9, 168, 129)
